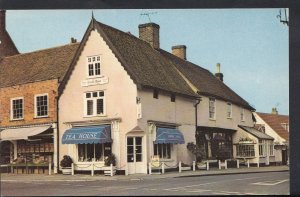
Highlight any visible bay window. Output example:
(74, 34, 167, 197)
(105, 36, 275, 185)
(236, 144, 255, 157)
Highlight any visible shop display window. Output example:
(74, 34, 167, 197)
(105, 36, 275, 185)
(78, 143, 111, 162)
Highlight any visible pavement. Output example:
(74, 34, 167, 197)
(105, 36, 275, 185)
(0, 165, 289, 182)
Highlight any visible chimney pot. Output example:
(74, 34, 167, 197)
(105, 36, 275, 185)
(215, 63, 223, 82)
(70, 37, 77, 43)
(271, 107, 278, 115)
(138, 23, 160, 49)
(172, 45, 187, 60)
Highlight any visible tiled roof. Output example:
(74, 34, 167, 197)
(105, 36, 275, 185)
(95, 21, 198, 98)
(159, 50, 254, 110)
(256, 112, 289, 141)
(238, 125, 274, 140)
(0, 30, 19, 58)
(0, 43, 79, 88)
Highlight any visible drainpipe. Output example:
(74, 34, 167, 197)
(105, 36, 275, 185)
(55, 89, 60, 174)
(194, 97, 201, 140)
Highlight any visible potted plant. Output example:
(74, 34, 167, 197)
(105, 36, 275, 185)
(186, 142, 206, 169)
(103, 153, 116, 176)
(60, 155, 73, 175)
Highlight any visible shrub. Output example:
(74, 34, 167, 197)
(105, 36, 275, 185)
(104, 153, 116, 166)
(186, 142, 206, 162)
(60, 155, 73, 168)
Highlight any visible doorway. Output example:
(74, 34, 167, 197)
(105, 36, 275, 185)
(127, 136, 143, 174)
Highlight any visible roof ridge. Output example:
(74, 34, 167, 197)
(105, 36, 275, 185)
(2, 43, 80, 59)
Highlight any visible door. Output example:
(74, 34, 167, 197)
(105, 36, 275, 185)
(127, 137, 143, 174)
(282, 150, 287, 165)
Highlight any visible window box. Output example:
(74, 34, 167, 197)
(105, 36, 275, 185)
(61, 167, 72, 175)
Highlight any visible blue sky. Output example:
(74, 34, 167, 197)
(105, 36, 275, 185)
(6, 9, 289, 115)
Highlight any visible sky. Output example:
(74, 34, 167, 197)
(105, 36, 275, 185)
(6, 9, 289, 115)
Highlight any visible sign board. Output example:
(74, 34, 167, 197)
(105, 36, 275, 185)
(151, 155, 160, 168)
(81, 77, 109, 87)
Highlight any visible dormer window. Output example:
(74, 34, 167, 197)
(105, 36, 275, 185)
(87, 55, 101, 77)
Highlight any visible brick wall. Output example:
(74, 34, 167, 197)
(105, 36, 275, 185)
(0, 79, 59, 127)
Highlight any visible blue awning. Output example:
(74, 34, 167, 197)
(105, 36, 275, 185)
(154, 127, 185, 144)
(62, 126, 112, 144)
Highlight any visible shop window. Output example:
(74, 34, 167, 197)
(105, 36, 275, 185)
(87, 55, 101, 77)
(236, 144, 255, 157)
(77, 143, 111, 162)
(11, 97, 24, 120)
(209, 98, 216, 119)
(35, 94, 48, 117)
(84, 91, 105, 116)
(153, 143, 171, 159)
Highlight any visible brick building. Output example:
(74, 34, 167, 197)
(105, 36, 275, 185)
(0, 11, 79, 173)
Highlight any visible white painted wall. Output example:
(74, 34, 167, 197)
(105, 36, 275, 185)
(59, 30, 138, 170)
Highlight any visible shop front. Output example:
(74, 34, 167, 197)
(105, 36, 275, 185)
(0, 124, 57, 174)
(61, 125, 113, 172)
(196, 126, 236, 160)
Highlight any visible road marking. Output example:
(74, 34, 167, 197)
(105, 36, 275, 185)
(74, 184, 84, 187)
(125, 188, 138, 190)
(234, 176, 263, 181)
(212, 192, 229, 195)
(185, 189, 212, 193)
(33, 182, 45, 185)
(252, 179, 289, 186)
(219, 191, 240, 194)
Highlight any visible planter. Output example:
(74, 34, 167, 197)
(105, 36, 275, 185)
(61, 167, 72, 175)
(102, 166, 116, 176)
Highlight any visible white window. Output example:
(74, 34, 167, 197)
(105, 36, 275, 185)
(84, 91, 105, 117)
(236, 144, 255, 157)
(154, 143, 171, 159)
(209, 98, 216, 119)
(259, 140, 267, 157)
(269, 141, 274, 156)
(77, 143, 111, 162)
(227, 103, 232, 118)
(87, 55, 101, 77)
(11, 97, 24, 120)
(35, 94, 48, 118)
(240, 108, 245, 121)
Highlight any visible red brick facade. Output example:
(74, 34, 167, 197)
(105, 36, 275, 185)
(0, 79, 59, 127)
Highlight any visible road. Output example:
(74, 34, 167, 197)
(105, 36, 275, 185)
(1, 171, 289, 196)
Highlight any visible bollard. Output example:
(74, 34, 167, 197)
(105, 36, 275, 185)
(91, 163, 94, 176)
(110, 164, 113, 176)
(71, 163, 74, 175)
(149, 162, 152, 175)
(237, 160, 239, 169)
(257, 162, 260, 168)
(179, 161, 182, 173)
(207, 161, 209, 171)
(225, 160, 227, 169)
(162, 162, 165, 174)
(247, 160, 250, 168)
(49, 163, 51, 175)
(192, 161, 195, 171)
(125, 165, 129, 176)
(218, 160, 221, 170)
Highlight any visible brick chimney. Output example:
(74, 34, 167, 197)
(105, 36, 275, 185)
(0, 10, 5, 32)
(138, 23, 160, 49)
(172, 45, 186, 60)
(271, 107, 278, 115)
(215, 63, 224, 82)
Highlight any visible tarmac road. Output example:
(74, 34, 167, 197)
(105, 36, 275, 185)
(1, 171, 289, 196)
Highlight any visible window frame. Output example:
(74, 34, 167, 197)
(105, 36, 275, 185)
(209, 98, 216, 120)
(227, 102, 232, 119)
(240, 108, 245, 122)
(86, 55, 101, 78)
(34, 93, 49, 118)
(84, 91, 106, 117)
(10, 97, 24, 120)
(236, 144, 255, 157)
(77, 143, 111, 162)
(153, 143, 172, 159)
(269, 141, 274, 156)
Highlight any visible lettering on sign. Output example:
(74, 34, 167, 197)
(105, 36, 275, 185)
(81, 77, 109, 87)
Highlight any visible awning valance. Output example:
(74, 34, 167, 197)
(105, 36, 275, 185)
(62, 126, 112, 144)
(154, 127, 185, 144)
(0, 126, 51, 141)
